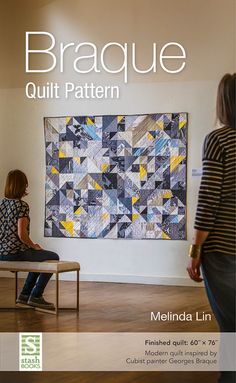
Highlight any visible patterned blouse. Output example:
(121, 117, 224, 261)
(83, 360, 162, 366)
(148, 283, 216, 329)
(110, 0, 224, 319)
(0, 198, 30, 255)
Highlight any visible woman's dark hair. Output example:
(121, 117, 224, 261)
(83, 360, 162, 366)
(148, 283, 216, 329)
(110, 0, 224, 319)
(216, 73, 235, 129)
(4, 170, 28, 199)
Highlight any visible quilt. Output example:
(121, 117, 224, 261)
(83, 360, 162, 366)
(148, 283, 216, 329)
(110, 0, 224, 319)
(44, 113, 187, 239)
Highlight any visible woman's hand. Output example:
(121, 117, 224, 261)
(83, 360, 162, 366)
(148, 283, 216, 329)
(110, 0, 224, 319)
(186, 258, 203, 283)
(33, 244, 43, 250)
(187, 230, 209, 283)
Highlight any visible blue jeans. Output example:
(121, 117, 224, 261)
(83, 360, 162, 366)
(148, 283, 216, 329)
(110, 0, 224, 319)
(201, 252, 236, 383)
(0, 248, 59, 298)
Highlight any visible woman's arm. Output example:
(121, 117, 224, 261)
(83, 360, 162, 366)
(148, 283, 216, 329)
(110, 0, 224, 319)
(192, 229, 209, 245)
(187, 132, 224, 282)
(18, 217, 42, 250)
(187, 229, 209, 282)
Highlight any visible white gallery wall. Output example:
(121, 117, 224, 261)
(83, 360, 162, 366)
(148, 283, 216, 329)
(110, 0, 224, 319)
(0, 0, 235, 285)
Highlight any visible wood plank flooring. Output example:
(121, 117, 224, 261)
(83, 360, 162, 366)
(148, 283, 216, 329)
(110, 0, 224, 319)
(0, 277, 219, 382)
(0, 371, 220, 383)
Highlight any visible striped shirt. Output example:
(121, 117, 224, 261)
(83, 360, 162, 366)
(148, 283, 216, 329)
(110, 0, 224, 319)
(194, 126, 236, 255)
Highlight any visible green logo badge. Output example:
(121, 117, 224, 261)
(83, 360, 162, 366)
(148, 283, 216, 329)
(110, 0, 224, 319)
(19, 333, 42, 371)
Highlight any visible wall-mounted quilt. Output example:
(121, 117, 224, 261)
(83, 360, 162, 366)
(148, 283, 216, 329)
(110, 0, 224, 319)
(44, 113, 187, 239)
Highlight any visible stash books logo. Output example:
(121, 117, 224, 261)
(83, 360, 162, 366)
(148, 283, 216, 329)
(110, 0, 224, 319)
(19, 333, 42, 371)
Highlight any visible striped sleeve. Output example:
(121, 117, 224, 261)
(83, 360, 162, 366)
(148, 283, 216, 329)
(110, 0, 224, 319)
(194, 132, 224, 232)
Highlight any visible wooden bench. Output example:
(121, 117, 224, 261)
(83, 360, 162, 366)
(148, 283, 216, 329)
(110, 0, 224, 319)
(0, 260, 80, 315)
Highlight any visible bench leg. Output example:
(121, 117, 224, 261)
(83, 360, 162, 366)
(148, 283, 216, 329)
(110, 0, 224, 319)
(77, 270, 79, 311)
(56, 272, 59, 315)
(15, 271, 18, 302)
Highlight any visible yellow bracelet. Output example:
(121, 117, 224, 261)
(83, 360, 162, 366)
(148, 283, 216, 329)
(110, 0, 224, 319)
(188, 244, 202, 259)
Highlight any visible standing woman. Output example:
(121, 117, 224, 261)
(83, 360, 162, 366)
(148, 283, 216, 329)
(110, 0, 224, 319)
(0, 170, 59, 310)
(187, 74, 235, 382)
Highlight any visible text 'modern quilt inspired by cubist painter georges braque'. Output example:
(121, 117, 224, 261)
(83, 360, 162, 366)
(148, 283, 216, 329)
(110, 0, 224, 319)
(44, 113, 187, 240)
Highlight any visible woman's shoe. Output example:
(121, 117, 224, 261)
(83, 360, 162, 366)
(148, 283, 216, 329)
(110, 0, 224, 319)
(16, 294, 30, 305)
(28, 296, 55, 310)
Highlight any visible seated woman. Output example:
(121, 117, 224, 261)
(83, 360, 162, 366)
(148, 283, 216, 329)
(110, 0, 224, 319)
(0, 169, 59, 310)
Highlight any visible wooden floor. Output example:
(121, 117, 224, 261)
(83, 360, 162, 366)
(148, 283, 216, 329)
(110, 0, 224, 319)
(0, 277, 219, 382)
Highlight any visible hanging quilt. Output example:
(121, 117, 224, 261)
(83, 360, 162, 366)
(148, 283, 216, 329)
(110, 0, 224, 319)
(44, 113, 187, 239)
